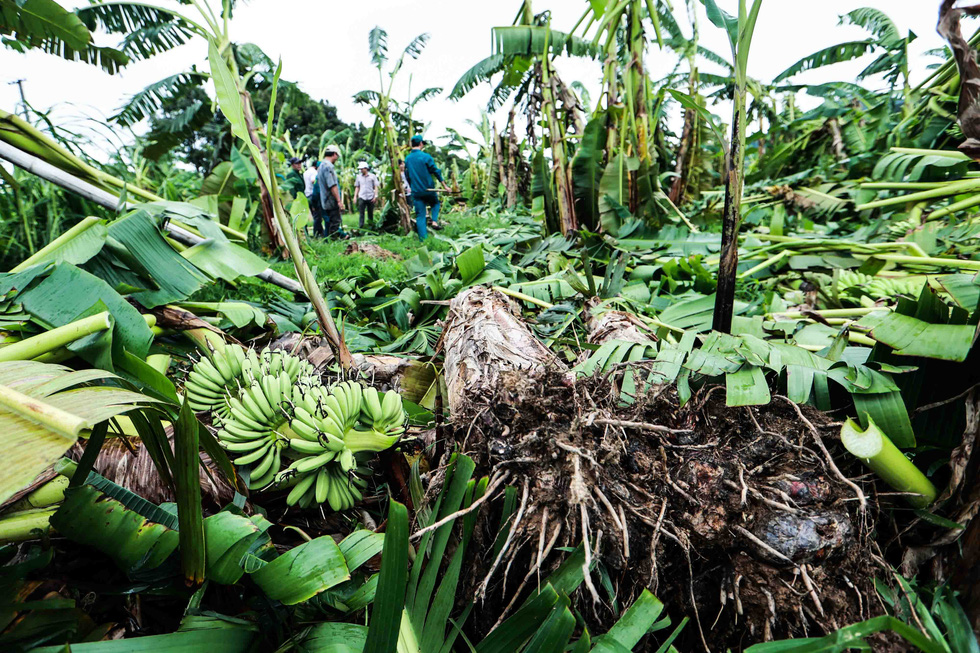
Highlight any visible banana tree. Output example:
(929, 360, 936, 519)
(703, 0, 764, 334)
(353, 27, 431, 234)
(774, 8, 917, 119)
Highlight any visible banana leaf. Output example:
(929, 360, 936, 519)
(14, 263, 154, 361)
(203, 509, 275, 585)
(301, 623, 370, 653)
(859, 311, 976, 362)
(571, 115, 607, 231)
(250, 536, 351, 605)
(30, 618, 257, 652)
(51, 483, 179, 573)
(0, 361, 152, 505)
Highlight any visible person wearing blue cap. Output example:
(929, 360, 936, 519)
(403, 134, 449, 240)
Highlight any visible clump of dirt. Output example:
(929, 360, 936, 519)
(439, 370, 882, 651)
(343, 241, 401, 260)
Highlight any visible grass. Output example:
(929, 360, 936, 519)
(190, 205, 510, 304)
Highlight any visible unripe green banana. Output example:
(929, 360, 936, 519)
(286, 473, 316, 506)
(234, 442, 272, 465)
(290, 438, 328, 455)
(315, 468, 330, 504)
(293, 450, 337, 474)
(362, 387, 383, 423)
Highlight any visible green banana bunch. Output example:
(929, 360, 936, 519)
(217, 369, 308, 490)
(360, 386, 407, 436)
(206, 361, 404, 510)
(185, 344, 316, 419)
(185, 342, 247, 415)
(274, 383, 405, 509)
(283, 464, 370, 510)
(837, 270, 927, 301)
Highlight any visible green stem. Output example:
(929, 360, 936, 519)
(840, 418, 936, 508)
(0, 384, 88, 438)
(0, 311, 111, 362)
(0, 508, 57, 544)
(738, 250, 786, 279)
(770, 307, 886, 319)
(889, 147, 970, 160)
(856, 177, 980, 211)
(8, 475, 68, 511)
(491, 285, 554, 309)
(926, 192, 980, 220)
(11, 216, 101, 273)
(869, 254, 980, 271)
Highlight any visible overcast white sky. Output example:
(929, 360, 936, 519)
(0, 1, 962, 160)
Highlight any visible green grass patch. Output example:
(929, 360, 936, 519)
(189, 207, 510, 304)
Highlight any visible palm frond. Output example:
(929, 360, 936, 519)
(143, 99, 211, 160)
(0, 0, 130, 73)
(117, 21, 194, 60)
(368, 26, 387, 66)
(842, 7, 901, 46)
(1, 0, 90, 51)
(772, 40, 875, 82)
(411, 86, 443, 105)
(353, 89, 381, 106)
(697, 45, 732, 70)
(41, 37, 129, 75)
(448, 53, 507, 101)
(492, 26, 599, 59)
(75, 2, 197, 38)
(112, 71, 208, 127)
(402, 32, 430, 60)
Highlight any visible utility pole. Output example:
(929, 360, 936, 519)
(8, 79, 27, 118)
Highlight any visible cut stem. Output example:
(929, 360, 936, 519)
(0, 384, 88, 438)
(840, 417, 936, 508)
(0, 311, 112, 362)
(0, 508, 57, 544)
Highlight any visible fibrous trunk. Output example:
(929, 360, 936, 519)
(443, 286, 563, 420)
(506, 109, 520, 208)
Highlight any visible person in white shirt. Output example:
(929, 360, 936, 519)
(304, 160, 320, 236)
(303, 160, 318, 198)
(354, 162, 380, 229)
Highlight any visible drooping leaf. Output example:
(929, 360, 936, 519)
(250, 536, 351, 605)
(16, 263, 154, 359)
(0, 361, 151, 505)
(571, 114, 607, 231)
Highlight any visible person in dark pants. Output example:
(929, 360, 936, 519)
(316, 145, 345, 238)
(304, 160, 321, 237)
(404, 135, 449, 240)
(354, 162, 380, 228)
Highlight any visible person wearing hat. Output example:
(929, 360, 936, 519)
(354, 162, 380, 229)
(316, 145, 344, 238)
(284, 157, 306, 199)
(404, 134, 449, 240)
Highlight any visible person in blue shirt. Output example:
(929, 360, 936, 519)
(404, 134, 449, 240)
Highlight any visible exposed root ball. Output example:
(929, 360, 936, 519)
(445, 373, 880, 650)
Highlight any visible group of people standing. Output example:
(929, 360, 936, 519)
(283, 133, 449, 241)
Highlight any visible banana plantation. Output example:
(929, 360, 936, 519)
(1, 0, 980, 651)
